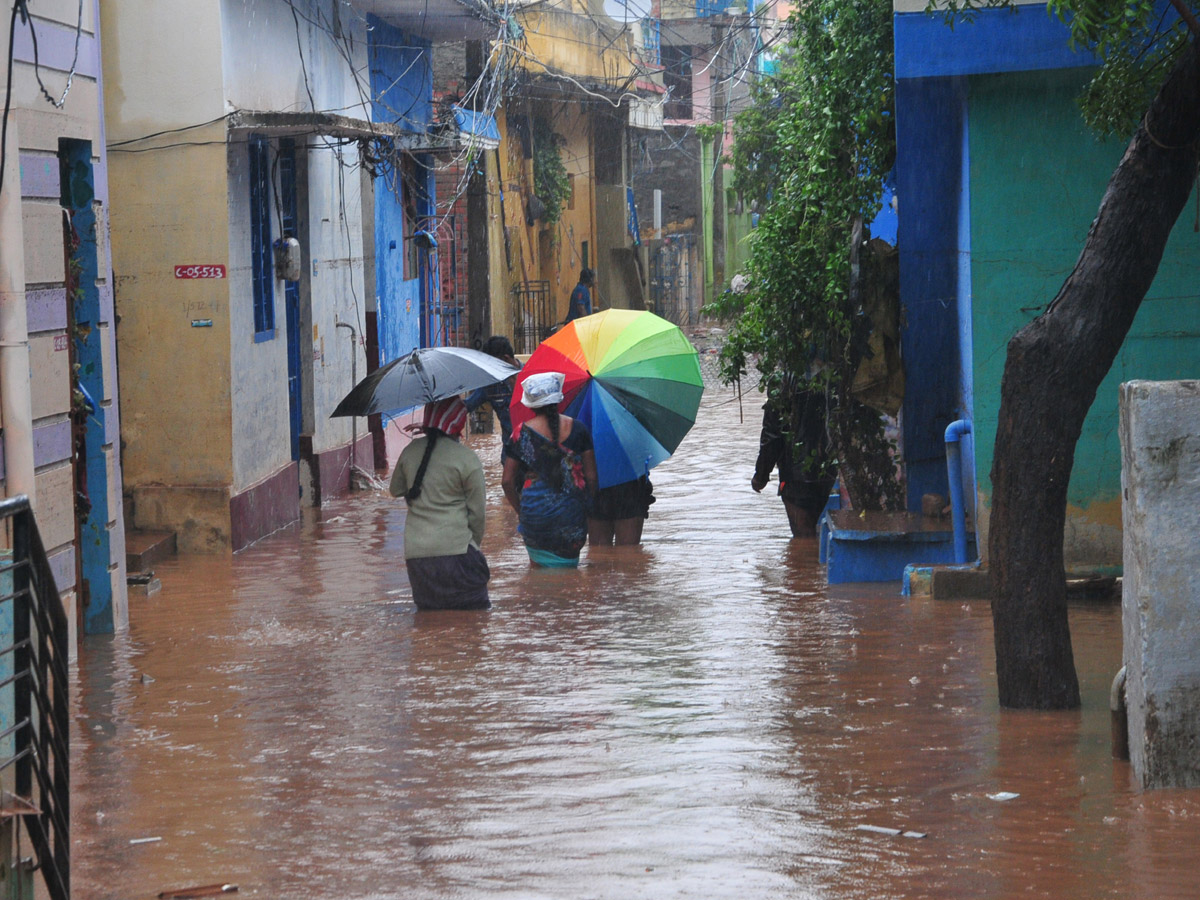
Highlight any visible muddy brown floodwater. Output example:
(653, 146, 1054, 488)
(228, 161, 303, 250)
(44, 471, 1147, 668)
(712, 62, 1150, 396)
(72, 383, 1200, 900)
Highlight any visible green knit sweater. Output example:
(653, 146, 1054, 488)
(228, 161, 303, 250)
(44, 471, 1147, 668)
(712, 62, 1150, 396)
(389, 436, 486, 559)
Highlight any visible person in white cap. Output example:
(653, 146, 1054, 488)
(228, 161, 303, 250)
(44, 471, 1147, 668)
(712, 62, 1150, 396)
(502, 372, 598, 567)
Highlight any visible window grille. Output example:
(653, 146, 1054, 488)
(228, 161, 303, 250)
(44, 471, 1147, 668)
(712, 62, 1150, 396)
(249, 136, 275, 341)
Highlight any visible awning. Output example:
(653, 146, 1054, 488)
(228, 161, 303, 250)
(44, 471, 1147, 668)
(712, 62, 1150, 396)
(452, 105, 501, 151)
(226, 110, 454, 152)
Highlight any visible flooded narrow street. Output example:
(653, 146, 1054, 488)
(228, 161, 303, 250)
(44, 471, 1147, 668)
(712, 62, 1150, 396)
(73, 383, 1199, 899)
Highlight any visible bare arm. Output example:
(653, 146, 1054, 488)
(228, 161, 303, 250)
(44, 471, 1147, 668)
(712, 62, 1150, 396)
(502, 456, 522, 512)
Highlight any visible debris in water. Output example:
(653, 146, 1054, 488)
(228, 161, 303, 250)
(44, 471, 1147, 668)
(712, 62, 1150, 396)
(901, 831, 928, 839)
(129, 836, 162, 845)
(158, 885, 239, 898)
(988, 791, 1019, 801)
(855, 824, 902, 836)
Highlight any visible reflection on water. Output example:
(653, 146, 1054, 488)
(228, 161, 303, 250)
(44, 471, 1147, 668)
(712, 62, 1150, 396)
(73, 387, 1199, 899)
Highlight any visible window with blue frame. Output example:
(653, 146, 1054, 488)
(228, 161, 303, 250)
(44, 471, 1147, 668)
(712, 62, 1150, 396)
(249, 135, 275, 341)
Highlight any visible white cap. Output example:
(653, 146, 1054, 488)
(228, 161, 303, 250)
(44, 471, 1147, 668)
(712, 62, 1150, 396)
(520, 371, 566, 408)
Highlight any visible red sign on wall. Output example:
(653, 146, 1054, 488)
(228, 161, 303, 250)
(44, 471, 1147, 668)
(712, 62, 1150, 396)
(54, 334, 69, 352)
(174, 264, 226, 279)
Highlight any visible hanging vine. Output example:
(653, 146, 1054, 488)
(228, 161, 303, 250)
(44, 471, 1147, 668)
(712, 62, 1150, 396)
(532, 116, 571, 226)
(706, 0, 902, 510)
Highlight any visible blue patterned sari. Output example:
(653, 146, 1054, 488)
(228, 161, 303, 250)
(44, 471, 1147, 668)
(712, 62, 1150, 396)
(509, 424, 592, 566)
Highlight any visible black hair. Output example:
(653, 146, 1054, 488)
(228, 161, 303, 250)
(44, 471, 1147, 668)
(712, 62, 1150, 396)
(482, 335, 515, 359)
(532, 404, 564, 490)
(404, 431, 440, 502)
(579, 268, 594, 285)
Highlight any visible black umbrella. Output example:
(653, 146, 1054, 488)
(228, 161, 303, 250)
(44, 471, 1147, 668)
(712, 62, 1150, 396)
(331, 346, 520, 418)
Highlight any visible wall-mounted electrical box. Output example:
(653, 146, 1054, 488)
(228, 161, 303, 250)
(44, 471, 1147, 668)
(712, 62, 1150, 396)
(273, 236, 302, 282)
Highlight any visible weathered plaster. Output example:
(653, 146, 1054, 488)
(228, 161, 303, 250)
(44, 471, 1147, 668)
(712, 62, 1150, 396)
(1120, 380, 1200, 789)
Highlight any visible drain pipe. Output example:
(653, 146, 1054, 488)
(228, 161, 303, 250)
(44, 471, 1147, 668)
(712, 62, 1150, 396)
(0, 121, 36, 503)
(335, 319, 357, 479)
(944, 419, 972, 563)
(1110, 665, 1129, 761)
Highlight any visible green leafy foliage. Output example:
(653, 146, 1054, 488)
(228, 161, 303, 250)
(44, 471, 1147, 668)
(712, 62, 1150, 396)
(533, 117, 571, 226)
(707, 0, 902, 509)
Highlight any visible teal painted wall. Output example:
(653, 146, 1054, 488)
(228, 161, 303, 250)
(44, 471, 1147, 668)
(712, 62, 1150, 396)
(969, 68, 1200, 555)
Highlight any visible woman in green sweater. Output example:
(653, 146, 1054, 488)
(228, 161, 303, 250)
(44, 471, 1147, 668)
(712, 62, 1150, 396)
(389, 397, 490, 609)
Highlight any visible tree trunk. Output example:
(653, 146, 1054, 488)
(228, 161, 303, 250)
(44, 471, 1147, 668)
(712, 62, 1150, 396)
(990, 42, 1200, 709)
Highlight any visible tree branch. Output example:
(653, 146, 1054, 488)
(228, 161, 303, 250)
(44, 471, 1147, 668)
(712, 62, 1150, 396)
(1167, 0, 1200, 39)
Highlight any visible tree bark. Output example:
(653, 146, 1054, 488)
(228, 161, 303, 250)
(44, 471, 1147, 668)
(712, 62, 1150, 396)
(990, 41, 1200, 708)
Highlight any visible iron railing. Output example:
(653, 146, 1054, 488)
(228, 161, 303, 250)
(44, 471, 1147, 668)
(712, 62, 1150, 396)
(512, 280, 556, 354)
(0, 494, 70, 900)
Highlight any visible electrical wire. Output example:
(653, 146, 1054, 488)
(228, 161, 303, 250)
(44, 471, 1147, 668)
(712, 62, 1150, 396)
(27, 0, 84, 109)
(1, 0, 89, 197)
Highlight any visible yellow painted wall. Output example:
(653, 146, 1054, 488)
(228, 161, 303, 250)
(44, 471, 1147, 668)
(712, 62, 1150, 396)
(108, 137, 234, 541)
(518, 9, 636, 86)
(101, 0, 232, 543)
(550, 109, 596, 314)
(494, 103, 604, 332)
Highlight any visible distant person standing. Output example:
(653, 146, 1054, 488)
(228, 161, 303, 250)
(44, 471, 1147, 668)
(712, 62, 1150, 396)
(565, 268, 595, 323)
(752, 389, 835, 538)
(464, 335, 521, 461)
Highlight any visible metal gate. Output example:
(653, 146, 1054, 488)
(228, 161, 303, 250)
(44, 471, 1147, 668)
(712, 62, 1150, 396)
(511, 280, 555, 354)
(649, 235, 695, 326)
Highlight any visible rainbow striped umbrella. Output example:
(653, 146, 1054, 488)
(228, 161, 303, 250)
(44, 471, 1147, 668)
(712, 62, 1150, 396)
(512, 309, 703, 488)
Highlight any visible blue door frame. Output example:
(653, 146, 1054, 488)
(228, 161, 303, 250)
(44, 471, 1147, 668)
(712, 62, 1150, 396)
(279, 139, 303, 461)
(60, 140, 114, 635)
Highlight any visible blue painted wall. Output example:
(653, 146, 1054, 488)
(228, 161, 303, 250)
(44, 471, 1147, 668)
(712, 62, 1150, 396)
(368, 17, 433, 379)
(895, 2, 1200, 565)
(895, 76, 966, 510)
(367, 16, 432, 134)
(895, 4, 1098, 80)
(893, 0, 1097, 518)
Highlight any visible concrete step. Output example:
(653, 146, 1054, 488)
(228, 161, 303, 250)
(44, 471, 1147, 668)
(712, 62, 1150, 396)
(126, 530, 177, 572)
(826, 509, 975, 584)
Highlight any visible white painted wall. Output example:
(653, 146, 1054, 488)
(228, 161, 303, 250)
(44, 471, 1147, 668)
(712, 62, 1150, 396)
(1120, 380, 1200, 789)
(220, 0, 372, 121)
(222, 0, 370, 492)
(304, 143, 368, 455)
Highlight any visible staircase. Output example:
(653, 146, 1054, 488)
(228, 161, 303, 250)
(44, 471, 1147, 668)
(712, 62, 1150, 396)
(125, 530, 177, 595)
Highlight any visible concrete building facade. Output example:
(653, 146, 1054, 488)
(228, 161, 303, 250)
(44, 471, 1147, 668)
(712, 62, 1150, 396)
(893, 0, 1200, 569)
(2, 0, 127, 641)
(101, 0, 493, 550)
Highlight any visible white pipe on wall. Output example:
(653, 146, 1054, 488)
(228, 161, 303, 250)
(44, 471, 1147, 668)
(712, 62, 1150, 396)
(0, 119, 37, 504)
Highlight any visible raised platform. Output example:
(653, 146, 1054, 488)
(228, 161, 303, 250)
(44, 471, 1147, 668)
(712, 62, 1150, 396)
(826, 509, 975, 584)
(125, 529, 177, 573)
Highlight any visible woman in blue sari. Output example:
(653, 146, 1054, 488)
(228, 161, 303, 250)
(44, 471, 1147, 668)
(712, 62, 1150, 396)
(502, 372, 598, 567)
